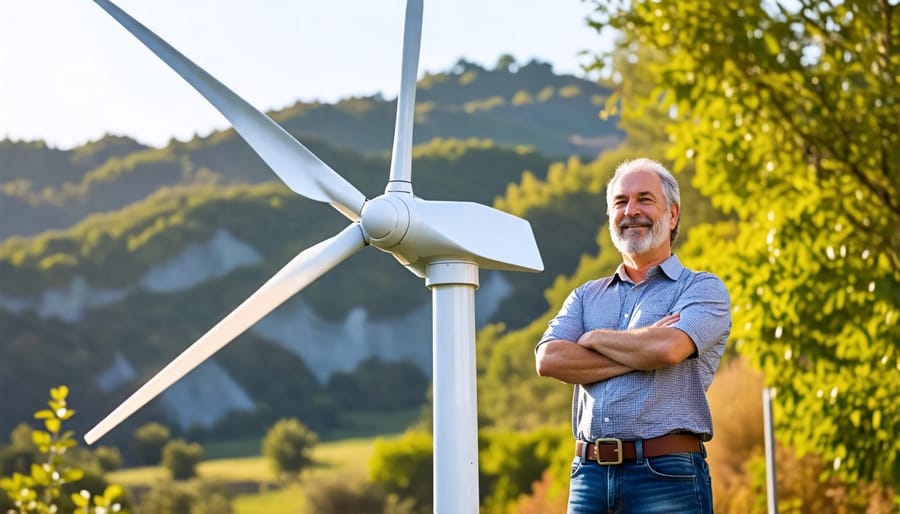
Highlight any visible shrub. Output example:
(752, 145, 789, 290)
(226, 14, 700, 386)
(510, 470, 567, 514)
(138, 481, 232, 514)
(161, 439, 204, 481)
(0, 386, 128, 514)
(94, 446, 123, 472)
(132, 421, 171, 466)
(305, 477, 416, 514)
(369, 430, 432, 510)
(261, 418, 317, 477)
(479, 426, 569, 511)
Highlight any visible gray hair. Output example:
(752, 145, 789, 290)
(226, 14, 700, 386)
(606, 158, 681, 244)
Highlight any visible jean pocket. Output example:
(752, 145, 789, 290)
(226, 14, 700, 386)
(570, 456, 585, 478)
(645, 452, 696, 479)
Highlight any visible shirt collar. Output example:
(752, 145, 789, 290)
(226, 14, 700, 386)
(610, 254, 683, 285)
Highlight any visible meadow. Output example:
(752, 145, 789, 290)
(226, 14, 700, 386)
(109, 437, 378, 514)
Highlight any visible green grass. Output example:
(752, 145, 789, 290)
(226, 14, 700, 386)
(107, 436, 394, 514)
(232, 483, 307, 514)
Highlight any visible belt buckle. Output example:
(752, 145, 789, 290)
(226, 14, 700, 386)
(594, 438, 623, 465)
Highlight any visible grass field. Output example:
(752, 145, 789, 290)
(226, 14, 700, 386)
(107, 437, 383, 514)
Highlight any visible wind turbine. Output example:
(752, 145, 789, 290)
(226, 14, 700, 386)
(85, 1, 542, 512)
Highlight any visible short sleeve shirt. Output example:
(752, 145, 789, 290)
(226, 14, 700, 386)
(538, 255, 731, 442)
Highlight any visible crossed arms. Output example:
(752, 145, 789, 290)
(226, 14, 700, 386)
(535, 313, 696, 385)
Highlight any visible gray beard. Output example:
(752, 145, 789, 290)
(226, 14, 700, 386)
(610, 212, 670, 256)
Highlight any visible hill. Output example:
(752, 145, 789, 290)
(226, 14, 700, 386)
(0, 57, 619, 448)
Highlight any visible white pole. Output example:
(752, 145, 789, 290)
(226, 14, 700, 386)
(426, 260, 480, 514)
(763, 387, 778, 514)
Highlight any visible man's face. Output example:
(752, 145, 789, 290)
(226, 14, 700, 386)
(608, 169, 675, 257)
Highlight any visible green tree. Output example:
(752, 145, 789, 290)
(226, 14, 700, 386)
(132, 422, 171, 466)
(261, 418, 317, 478)
(589, 0, 899, 488)
(161, 439, 204, 481)
(327, 356, 428, 411)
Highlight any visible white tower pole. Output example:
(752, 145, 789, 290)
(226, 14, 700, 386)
(426, 260, 480, 514)
(763, 387, 779, 514)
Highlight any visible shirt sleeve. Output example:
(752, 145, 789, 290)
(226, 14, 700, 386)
(537, 284, 587, 349)
(671, 273, 732, 356)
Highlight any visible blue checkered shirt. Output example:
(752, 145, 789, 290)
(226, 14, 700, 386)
(538, 255, 731, 442)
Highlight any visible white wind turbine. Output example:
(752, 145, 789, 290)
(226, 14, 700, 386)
(84, 1, 542, 512)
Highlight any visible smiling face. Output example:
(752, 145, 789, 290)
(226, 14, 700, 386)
(607, 167, 679, 261)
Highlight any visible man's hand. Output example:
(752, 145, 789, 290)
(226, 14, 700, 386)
(652, 312, 680, 327)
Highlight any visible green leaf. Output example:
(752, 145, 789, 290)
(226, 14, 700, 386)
(50, 385, 69, 402)
(44, 417, 61, 434)
(71, 490, 91, 508)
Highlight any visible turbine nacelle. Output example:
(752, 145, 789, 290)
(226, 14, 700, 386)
(361, 193, 543, 277)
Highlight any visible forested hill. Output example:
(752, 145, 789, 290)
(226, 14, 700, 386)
(0, 58, 618, 241)
(0, 57, 621, 447)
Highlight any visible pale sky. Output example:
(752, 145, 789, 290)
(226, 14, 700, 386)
(0, 0, 609, 150)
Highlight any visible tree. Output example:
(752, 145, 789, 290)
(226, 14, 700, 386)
(161, 439, 204, 481)
(588, 0, 899, 487)
(132, 422, 171, 466)
(495, 54, 518, 72)
(261, 418, 317, 478)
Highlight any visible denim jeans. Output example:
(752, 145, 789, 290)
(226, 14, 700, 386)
(567, 448, 713, 514)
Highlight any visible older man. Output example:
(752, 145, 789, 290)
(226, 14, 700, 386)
(536, 158, 731, 514)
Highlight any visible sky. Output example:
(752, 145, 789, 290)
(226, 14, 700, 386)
(0, 0, 609, 150)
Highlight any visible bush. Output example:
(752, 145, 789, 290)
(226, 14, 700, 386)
(138, 481, 232, 514)
(161, 439, 204, 481)
(369, 430, 433, 510)
(132, 422, 171, 466)
(261, 418, 317, 477)
(94, 445, 123, 472)
(305, 477, 416, 514)
(0, 386, 129, 514)
(510, 471, 567, 514)
(479, 426, 570, 512)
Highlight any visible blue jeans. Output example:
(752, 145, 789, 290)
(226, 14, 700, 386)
(567, 449, 713, 514)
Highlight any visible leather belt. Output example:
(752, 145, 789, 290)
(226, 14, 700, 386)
(575, 434, 701, 465)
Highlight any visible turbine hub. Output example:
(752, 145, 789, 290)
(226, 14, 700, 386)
(360, 195, 410, 248)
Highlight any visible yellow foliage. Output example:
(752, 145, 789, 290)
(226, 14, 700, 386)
(558, 85, 582, 98)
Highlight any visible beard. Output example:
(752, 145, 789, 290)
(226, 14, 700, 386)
(609, 211, 671, 256)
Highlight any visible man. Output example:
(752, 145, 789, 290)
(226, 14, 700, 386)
(535, 158, 731, 514)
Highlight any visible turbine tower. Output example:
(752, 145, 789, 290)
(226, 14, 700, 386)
(85, 2, 543, 512)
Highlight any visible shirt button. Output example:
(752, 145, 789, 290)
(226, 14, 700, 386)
(604, 417, 610, 423)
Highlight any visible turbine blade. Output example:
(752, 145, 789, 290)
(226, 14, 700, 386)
(386, 0, 424, 190)
(84, 224, 366, 444)
(413, 199, 544, 273)
(92, 0, 366, 220)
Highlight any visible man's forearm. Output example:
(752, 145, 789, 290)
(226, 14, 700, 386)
(535, 339, 634, 385)
(577, 325, 695, 371)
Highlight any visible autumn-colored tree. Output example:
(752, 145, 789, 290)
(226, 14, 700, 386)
(589, 0, 898, 489)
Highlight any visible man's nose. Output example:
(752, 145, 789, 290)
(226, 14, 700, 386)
(624, 199, 641, 216)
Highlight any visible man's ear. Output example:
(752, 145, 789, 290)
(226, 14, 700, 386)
(669, 204, 680, 230)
